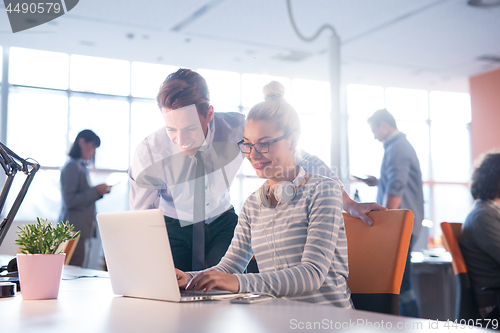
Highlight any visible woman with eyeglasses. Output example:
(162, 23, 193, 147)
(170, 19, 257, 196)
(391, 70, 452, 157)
(176, 81, 353, 308)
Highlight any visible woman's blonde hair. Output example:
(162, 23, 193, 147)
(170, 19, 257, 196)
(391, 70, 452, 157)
(247, 81, 301, 137)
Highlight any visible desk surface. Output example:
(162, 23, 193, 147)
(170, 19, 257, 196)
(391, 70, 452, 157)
(0, 266, 488, 333)
(411, 251, 452, 264)
(0, 254, 14, 266)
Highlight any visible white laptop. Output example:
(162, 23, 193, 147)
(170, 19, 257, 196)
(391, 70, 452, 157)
(96, 209, 245, 302)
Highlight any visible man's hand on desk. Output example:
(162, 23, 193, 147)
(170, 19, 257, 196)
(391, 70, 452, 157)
(185, 270, 239, 293)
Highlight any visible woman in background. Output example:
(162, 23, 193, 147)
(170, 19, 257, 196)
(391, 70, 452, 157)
(59, 129, 110, 268)
(460, 151, 500, 320)
(176, 82, 353, 308)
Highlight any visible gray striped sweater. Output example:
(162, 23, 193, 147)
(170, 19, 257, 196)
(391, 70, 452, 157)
(212, 175, 353, 308)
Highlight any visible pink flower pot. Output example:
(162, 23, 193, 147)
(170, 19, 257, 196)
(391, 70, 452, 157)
(16, 253, 66, 300)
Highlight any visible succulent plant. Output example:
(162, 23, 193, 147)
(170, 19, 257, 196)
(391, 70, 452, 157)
(15, 217, 80, 254)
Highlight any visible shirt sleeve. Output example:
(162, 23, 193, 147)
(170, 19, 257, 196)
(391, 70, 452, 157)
(235, 180, 343, 297)
(128, 167, 161, 210)
(128, 138, 164, 211)
(60, 162, 101, 209)
(384, 148, 411, 198)
(295, 149, 344, 189)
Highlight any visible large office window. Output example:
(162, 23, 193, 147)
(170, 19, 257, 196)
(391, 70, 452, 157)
(2, 45, 474, 248)
(198, 69, 241, 113)
(70, 55, 130, 96)
(292, 78, 331, 165)
(9, 47, 69, 89)
(69, 94, 130, 170)
(130, 100, 164, 161)
(7, 87, 68, 167)
(4, 49, 134, 221)
(131, 62, 178, 99)
(346, 84, 472, 241)
(241, 73, 291, 109)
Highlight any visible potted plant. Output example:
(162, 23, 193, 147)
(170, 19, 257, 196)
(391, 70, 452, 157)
(14, 218, 80, 300)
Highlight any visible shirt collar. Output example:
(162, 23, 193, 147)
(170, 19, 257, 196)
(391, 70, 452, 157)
(383, 131, 404, 148)
(483, 199, 500, 215)
(199, 117, 215, 151)
(185, 118, 214, 158)
(382, 130, 401, 144)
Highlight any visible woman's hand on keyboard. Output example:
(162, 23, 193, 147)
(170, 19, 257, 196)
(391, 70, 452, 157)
(185, 270, 239, 293)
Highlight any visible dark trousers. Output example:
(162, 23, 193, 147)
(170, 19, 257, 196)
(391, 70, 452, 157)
(400, 235, 420, 317)
(164, 208, 238, 271)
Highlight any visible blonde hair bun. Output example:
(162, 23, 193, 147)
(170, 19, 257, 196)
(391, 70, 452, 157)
(263, 81, 285, 101)
(248, 80, 300, 137)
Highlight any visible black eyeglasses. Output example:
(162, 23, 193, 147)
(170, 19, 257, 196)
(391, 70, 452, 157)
(238, 133, 290, 154)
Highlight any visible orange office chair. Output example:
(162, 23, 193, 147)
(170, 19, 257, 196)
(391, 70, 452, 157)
(344, 209, 413, 315)
(62, 232, 80, 265)
(440, 222, 480, 320)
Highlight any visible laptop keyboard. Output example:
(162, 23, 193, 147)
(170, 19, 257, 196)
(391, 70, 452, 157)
(180, 289, 232, 296)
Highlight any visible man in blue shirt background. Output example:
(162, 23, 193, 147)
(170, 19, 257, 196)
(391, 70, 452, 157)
(363, 108, 424, 317)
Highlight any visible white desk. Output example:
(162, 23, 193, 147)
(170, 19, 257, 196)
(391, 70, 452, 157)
(411, 252, 456, 320)
(0, 267, 490, 332)
(0, 254, 15, 266)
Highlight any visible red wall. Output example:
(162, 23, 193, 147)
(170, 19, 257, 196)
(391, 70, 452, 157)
(469, 68, 500, 161)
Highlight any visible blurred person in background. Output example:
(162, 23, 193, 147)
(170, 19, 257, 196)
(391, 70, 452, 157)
(460, 151, 500, 321)
(362, 108, 424, 317)
(59, 129, 111, 268)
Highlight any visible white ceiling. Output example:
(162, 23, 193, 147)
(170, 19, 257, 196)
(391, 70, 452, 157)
(1, 0, 500, 92)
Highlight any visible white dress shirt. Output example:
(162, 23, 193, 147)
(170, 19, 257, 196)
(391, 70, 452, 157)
(129, 112, 245, 226)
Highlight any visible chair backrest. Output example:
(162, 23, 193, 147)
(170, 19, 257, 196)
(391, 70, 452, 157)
(63, 232, 80, 265)
(440, 222, 467, 275)
(440, 222, 480, 320)
(344, 209, 413, 315)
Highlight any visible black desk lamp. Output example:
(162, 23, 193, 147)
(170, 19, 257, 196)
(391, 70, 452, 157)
(0, 141, 40, 297)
